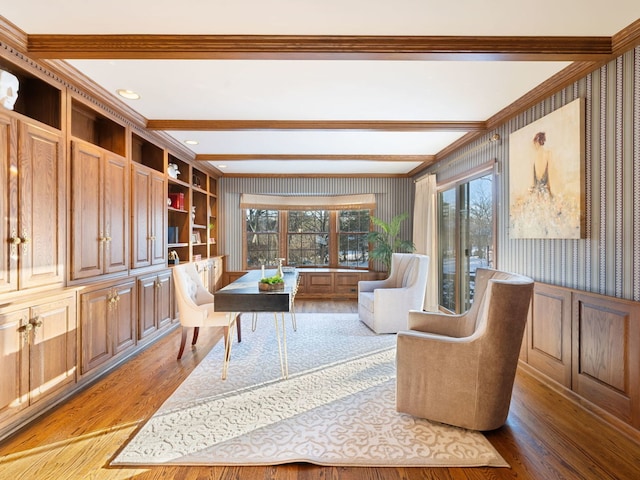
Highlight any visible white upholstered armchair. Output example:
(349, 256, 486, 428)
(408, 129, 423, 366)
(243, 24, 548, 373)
(173, 263, 241, 378)
(358, 253, 429, 334)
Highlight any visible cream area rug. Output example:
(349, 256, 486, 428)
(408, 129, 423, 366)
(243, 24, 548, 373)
(112, 313, 508, 467)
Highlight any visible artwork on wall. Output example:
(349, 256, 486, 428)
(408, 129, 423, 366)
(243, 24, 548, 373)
(509, 97, 585, 239)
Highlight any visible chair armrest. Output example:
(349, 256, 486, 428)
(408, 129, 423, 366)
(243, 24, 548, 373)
(407, 310, 471, 338)
(176, 300, 210, 326)
(195, 287, 214, 305)
(358, 278, 394, 293)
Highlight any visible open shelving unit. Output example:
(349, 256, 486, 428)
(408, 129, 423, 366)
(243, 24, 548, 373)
(166, 156, 219, 264)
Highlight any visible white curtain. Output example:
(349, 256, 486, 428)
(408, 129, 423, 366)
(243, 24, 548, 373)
(413, 174, 439, 311)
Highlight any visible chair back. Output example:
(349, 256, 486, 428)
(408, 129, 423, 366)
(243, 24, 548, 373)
(173, 263, 215, 327)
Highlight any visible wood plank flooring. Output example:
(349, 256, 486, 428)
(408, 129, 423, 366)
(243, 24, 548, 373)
(1, 299, 639, 480)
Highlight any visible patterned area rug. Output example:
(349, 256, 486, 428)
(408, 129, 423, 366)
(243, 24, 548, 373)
(112, 313, 508, 467)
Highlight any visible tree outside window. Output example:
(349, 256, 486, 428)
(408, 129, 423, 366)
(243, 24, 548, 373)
(244, 208, 371, 270)
(338, 210, 370, 268)
(246, 209, 279, 268)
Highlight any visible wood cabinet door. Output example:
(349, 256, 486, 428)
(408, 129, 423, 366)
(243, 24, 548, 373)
(18, 122, 65, 289)
(29, 296, 77, 405)
(150, 171, 167, 266)
(80, 287, 112, 374)
(112, 280, 136, 355)
(156, 271, 172, 328)
(0, 115, 17, 294)
(71, 141, 103, 280)
(103, 153, 129, 274)
(131, 164, 152, 269)
(138, 274, 158, 339)
(0, 309, 29, 425)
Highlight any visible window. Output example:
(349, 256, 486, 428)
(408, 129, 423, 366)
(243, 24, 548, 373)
(245, 209, 279, 268)
(338, 210, 370, 268)
(438, 170, 494, 313)
(287, 210, 330, 267)
(244, 209, 370, 269)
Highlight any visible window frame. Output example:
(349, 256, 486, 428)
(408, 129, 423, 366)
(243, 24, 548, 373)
(437, 161, 497, 313)
(243, 209, 372, 270)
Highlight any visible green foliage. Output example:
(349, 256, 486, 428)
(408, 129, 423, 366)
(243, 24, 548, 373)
(366, 212, 415, 271)
(260, 275, 284, 284)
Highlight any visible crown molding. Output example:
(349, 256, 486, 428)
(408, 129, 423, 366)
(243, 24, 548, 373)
(27, 34, 612, 61)
(149, 120, 484, 132)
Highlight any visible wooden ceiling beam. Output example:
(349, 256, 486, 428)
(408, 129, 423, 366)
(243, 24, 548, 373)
(27, 34, 612, 61)
(149, 120, 485, 132)
(196, 154, 433, 163)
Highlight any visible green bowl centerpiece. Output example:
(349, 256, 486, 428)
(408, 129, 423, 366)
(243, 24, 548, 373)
(259, 274, 285, 291)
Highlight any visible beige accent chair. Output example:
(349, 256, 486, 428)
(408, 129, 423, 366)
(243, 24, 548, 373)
(396, 268, 533, 431)
(173, 263, 241, 376)
(358, 253, 430, 334)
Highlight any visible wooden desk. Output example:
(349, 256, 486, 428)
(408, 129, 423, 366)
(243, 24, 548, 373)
(214, 269, 299, 378)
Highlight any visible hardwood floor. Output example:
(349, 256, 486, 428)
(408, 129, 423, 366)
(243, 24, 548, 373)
(1, 299, 639, 480)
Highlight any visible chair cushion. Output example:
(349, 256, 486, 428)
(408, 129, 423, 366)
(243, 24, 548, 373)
(359, 291, 375, 313)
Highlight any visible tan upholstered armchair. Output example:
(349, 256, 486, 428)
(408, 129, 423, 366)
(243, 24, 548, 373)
(173, 263, 241, 377)
(395, 268, 533, 431)
(358, 253, 430, 334)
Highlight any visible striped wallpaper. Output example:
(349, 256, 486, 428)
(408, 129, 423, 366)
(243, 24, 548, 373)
(219, 177, 414, 271)
(429, 46, 640, 300)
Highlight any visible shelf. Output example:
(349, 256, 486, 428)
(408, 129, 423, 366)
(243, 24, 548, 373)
(168, 242, 189, 248)
(168, 206, 188, 213)
(168, 177, 190, 188)
(192, 224, 207, 229)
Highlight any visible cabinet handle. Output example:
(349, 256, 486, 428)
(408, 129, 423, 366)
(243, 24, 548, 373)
(9, 235, 21, 245)
(20, 231, 29, 254)
(30, 317, 43, 330)
(155, 281, 161, 289)
(18, 321, 33, 344)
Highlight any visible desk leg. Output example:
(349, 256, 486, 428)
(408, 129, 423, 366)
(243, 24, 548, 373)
(273, 312, 289, 379)
(221, 312, 237, 380)
(281, 312, 288, 378)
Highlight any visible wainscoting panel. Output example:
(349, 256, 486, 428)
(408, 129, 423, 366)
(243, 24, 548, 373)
(572, 291, 640, 427)
(528, 283, 572, 387)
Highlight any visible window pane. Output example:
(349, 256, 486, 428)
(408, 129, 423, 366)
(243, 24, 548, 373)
(287, 211, 330, 267)
(246, 209, 279, 268)
(438, 172, 494, 313)
(466, 174, 493, 308)
(439, 188, 457, 312)
(338, 210, 370, 267)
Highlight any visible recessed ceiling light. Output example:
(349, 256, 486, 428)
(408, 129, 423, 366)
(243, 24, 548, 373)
(217, 164, 227, 169)
(116, 89, 140, 100)
(184, 140, 199, 145)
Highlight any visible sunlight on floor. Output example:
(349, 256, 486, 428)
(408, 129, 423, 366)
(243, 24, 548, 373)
(0, 421, 149, 479)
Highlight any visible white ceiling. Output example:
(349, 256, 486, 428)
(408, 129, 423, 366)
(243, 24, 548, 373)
(3, 1, 639, 175)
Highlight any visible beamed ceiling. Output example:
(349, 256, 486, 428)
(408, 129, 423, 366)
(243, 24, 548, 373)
(1, 1, 640, 176)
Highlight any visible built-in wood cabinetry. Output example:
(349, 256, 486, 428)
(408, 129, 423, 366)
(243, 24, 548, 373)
(195, 256, 224, 293)
(79, 280, 137, 374)
(0, 50, 222, 442)
(70, 140, 129, 280)
(296, 269, 384, 298)
(131, 164, 166, 269)
(524, 283, 640, 433)
(0, 113, 65, 294)
(138, 271, 172, 340)
(0, 292, 76, 428)
(167, 156, 219, 264)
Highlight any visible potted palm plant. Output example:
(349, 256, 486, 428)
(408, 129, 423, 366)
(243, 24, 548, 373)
(366, 212, 415, 271)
